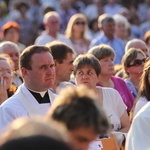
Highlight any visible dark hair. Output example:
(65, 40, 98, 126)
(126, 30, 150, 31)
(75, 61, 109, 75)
(88, 18, 98, 30)
(122, 48, 146, 76)
(16, 2, 29, 11)
(49, 85, 110, 134)
(0, 135, 72, 150)
(73, 54, 101, 76)
(46, 41, 74, 63)
(19, 45, 50, 70)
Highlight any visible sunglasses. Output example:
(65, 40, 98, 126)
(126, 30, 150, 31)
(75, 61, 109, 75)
(75, 21, 85, 25)
(127, 58, 146, 67)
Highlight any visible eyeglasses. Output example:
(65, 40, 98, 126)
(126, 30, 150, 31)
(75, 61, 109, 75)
(75, 21, 85, 25)
(127, 58, 146, 67)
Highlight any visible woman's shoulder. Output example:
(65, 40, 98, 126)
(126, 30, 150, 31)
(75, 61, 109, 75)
(96, 86, 119, 95)
(111, 76, 125, 83)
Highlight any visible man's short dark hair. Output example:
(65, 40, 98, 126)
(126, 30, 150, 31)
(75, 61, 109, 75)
(19, 45, 50, 70)
(46, 41, 74, 63)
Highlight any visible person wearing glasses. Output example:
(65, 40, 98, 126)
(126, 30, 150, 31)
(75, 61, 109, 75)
(0, 54, 17, 105)
(65, 13, 90, 57)
(129, 59, 150, 121)
(122, 48, 146, 100)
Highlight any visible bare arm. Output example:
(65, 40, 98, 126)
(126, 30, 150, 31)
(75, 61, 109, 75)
(119, 110, 131, 133)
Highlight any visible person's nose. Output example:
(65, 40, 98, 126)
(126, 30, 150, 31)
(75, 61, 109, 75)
(82, 74, 88, 79)
(12, 55, 19, 62)
(47, 66, 55, 75)
(70, 64, 74, 71)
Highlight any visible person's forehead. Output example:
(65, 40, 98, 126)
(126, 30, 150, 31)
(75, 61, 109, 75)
(48, 15, 59, 22)
(134, 42, 147, 49)
(77, 65, 96, 72)
(71, 126, 97, 140)
(3, 46, 19, 53)
(31, 52, 53, 61)
(0, 59, 11, 67)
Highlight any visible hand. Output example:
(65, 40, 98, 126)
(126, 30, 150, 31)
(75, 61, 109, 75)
(0, 76, 8, 104)
(112, 131, 126, 147)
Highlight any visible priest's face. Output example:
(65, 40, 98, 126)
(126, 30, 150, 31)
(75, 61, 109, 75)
(22, 51, 55, 92)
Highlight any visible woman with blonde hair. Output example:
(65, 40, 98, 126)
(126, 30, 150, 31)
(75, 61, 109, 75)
(65, 13, 90, 57)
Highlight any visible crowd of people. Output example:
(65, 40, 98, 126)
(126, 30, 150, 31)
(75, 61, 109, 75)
(0, 0, 150, 150)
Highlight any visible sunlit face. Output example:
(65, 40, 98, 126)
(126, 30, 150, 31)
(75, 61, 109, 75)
(99, 56, 115, 76)
(3, 46, 19, 71)
(4, 28, 19, 43)
(22, 52, 55, 92)
(74, 65, 99, 89)
(56, 52, 74, 82)
(0, 60, 12, 90)
(115, 22, 127, 39)
(46, 15, 60, 32)
(126, 53, 146, 76)
(73, 19, 86, 33)
(69, 126, 97, 150)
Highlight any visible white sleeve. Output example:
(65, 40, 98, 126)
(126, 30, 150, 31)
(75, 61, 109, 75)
(126, 104, 150, 150)
(133, 96, 148, 118)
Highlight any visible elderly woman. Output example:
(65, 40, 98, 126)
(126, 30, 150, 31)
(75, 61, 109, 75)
(0, 54, 17, 105)
(73, 53, 130, 133)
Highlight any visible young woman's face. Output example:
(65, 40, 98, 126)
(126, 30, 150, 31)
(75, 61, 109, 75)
(126, 53, 146, 76)
(73, 19, 86, 33)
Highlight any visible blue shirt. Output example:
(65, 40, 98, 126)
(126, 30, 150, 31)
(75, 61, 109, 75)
(90, 33, 125, 64)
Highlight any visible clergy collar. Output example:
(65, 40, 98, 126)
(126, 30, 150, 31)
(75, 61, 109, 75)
(27, 88, 47, 98)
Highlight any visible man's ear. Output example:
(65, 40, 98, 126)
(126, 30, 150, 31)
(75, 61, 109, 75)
(21, 67, 28, 78)
(54, 60, 59, 67)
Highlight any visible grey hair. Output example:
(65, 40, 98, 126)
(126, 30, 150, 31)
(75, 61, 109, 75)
(0, 41, 20, 53)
